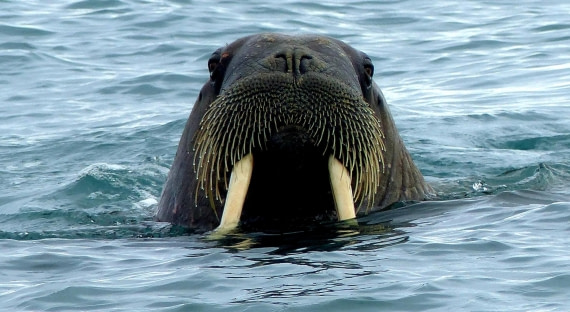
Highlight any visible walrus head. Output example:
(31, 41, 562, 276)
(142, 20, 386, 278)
(156, 34, 432, 232)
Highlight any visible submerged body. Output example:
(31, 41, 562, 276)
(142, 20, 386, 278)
(156, 33, 433, 232)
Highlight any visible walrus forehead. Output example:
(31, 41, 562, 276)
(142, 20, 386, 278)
(220, 33, 363, 93)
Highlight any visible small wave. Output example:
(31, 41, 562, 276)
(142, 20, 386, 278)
(65, 0, 126, 10)
(490, 134, 570, 151)
(0, 162, 169, 240)
(533, 23, 570, 33)
(429, 162, 570, 201)
(124, 84, 169, 95)
(97, 72, 194, 96)
(0, 24, 54, 37)
(0, 42, 37, 50)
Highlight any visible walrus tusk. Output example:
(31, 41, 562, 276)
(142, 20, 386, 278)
(328, 155, 356, 221)
(215, 153, 254, 232)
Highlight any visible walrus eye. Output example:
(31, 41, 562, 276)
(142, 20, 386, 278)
(363, 58, 374, 88)
(364, 64, 374, 78)
(208, 54, 221, 80)
(208, 49, 229, 93)
(208, 60, 218, 74)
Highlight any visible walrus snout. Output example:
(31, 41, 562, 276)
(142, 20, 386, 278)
(193, 71, 387, 231)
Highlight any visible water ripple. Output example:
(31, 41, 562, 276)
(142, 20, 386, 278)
(0, 24, 54, 37)
(1, 0, 570, 311)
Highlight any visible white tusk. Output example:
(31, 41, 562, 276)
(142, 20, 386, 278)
(328, 155, 356, 221)
(215, 153, 254, 232)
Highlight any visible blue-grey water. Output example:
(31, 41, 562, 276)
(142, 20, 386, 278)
(1, 0, 569, 311)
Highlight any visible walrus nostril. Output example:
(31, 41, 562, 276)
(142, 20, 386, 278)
(274, 49, 313, 75)
(298, 55, 313, 75)
(274, 52, 290, 73)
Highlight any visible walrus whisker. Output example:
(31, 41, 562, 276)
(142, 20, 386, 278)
(193, 73, 386, 214)
(315, 119, 327, 148)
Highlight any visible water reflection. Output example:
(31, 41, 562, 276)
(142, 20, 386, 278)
(205, 208, 415, 253)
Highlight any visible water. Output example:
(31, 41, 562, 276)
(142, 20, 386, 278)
(1, 0, 569, 311)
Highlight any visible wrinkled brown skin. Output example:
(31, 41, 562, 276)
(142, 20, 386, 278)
(155, 33, 433, 231)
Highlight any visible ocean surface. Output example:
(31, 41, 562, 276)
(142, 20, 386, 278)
(1, 0, 569, 311)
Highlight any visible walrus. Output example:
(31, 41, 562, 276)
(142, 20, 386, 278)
(156, 33, 433, 232)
